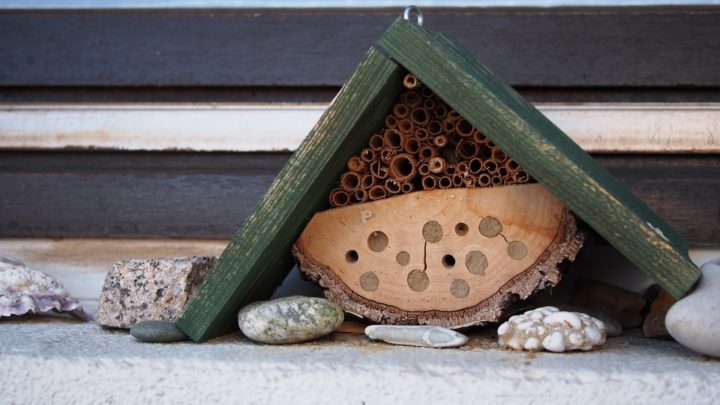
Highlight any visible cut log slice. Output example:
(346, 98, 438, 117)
(293, 184, 585, 328)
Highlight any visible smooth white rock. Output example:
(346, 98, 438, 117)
(365, 325, 468, 348)
(498, 306, 607, 353)
(666, 257, 720, 357)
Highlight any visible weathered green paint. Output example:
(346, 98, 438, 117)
(176, 48, 404, 341)
(377, 18, 700, 299)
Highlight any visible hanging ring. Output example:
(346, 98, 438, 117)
(403, 6, 423, 26)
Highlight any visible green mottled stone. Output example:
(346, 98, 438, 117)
(237, 296, 344, 344)
(130, 320, 189, 343)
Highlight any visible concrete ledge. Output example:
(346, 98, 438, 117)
(1, 317, 718, 404)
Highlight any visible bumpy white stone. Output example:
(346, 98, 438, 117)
(498, 306, 607, 352)
(666, 257, 720, 357)
(365, 325, 468, 348)
(0, 256, 86, 319)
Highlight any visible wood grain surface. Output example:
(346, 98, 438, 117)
(0, 152, 717, 247)
(1, 7, 718, 87)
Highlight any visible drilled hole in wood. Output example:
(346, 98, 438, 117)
(345, 250, 359, 263)
(465, 251, 488, 275)
(367, 231, 389, 252)
(359, 271, 379, 292)
(450, 279, 470, 298)
(422, 220, 443, 243)
(455, 223, 469, 236)
(479, 216, 502, 238)
(507, 240, 528, 260)
(396, 251, 411, 266)
(442, 254, 456, 269)
(407, 269, 429, 292)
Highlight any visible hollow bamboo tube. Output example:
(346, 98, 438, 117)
(446, 110, 461, 122)
(444, 163, 457, 176)
(484, 160, 498, 174)
(491, 148, 508, 163)
(401, 182, 415, 193)
(385, 115, 398, 129)
(360, 148, 375, 163)
(456, 161, 469, 175)
(384, 178, 402, 194)
(368, 185, 387, 200)
(397, 118, 414, 135)
(498, 167, 509, 178)
(428, 157, 446, 174)
(427, 119, 443, 136)
(456, 118, 474, 138)
(403, 73, 420, 89)
(433, 135, 448, 148)
(410, 107, 430, 127)
(506, 158, 520, 172)
(389, 153, 417, 181)
(369, 134, 385, 151)
(472, 130, 487, 144)
(361, 174, 376, 189)
(491, 175, 503, 187)
(417, 162, 431, 176)
(383, 129, 404, 149)
(423, 98, 436, 111)
(330, 188, 350, 207)
(340, 171, 361, 192)
(433, 105, 447, 119)
(370, 161, 389, 179)
(420, 86, 434, 98)
(353, 189, 368, 204)
(418, 145, 438, 161)
(515, 170, 530, 183)
(477, 173, 491, 187)
(468, 157, 483, 174)
(393, 103, 410, 118)
(478, 145, 493, 160)
(443, 120, 455, 134)
(347, 156, 367, 173)
(422, 175, 437, 190)
(404, 137, 421, 154)
(380, 148, 395, 164)
(452, 174, 464, 187)
(414, 128, 429, 141)
(456, 139, 478, 160)
(438, 176, 452, 189)
(464, 175, 477, 188)
(405, 91, 422, 108)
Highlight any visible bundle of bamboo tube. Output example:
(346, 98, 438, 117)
(329, 74, 531, 208)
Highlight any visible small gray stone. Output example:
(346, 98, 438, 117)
(96, 256, 215, 329)
(365, 325, 468, 348)
(237, 296, 344, 344)
(130, 320, 189, 343)
(666, 257, 720, 357)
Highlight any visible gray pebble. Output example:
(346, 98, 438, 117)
(365, 325, 468, 348)
(238, 296, 344, 344)
(130, 320, 189, 343)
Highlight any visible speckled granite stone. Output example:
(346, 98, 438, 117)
(96, 256, 215, 329)
(238, 296, 344, 344)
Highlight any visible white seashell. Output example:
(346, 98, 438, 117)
(0, 256, 86, 320)
(365, 325, 468, 348)
(497, 306, 606, 353)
